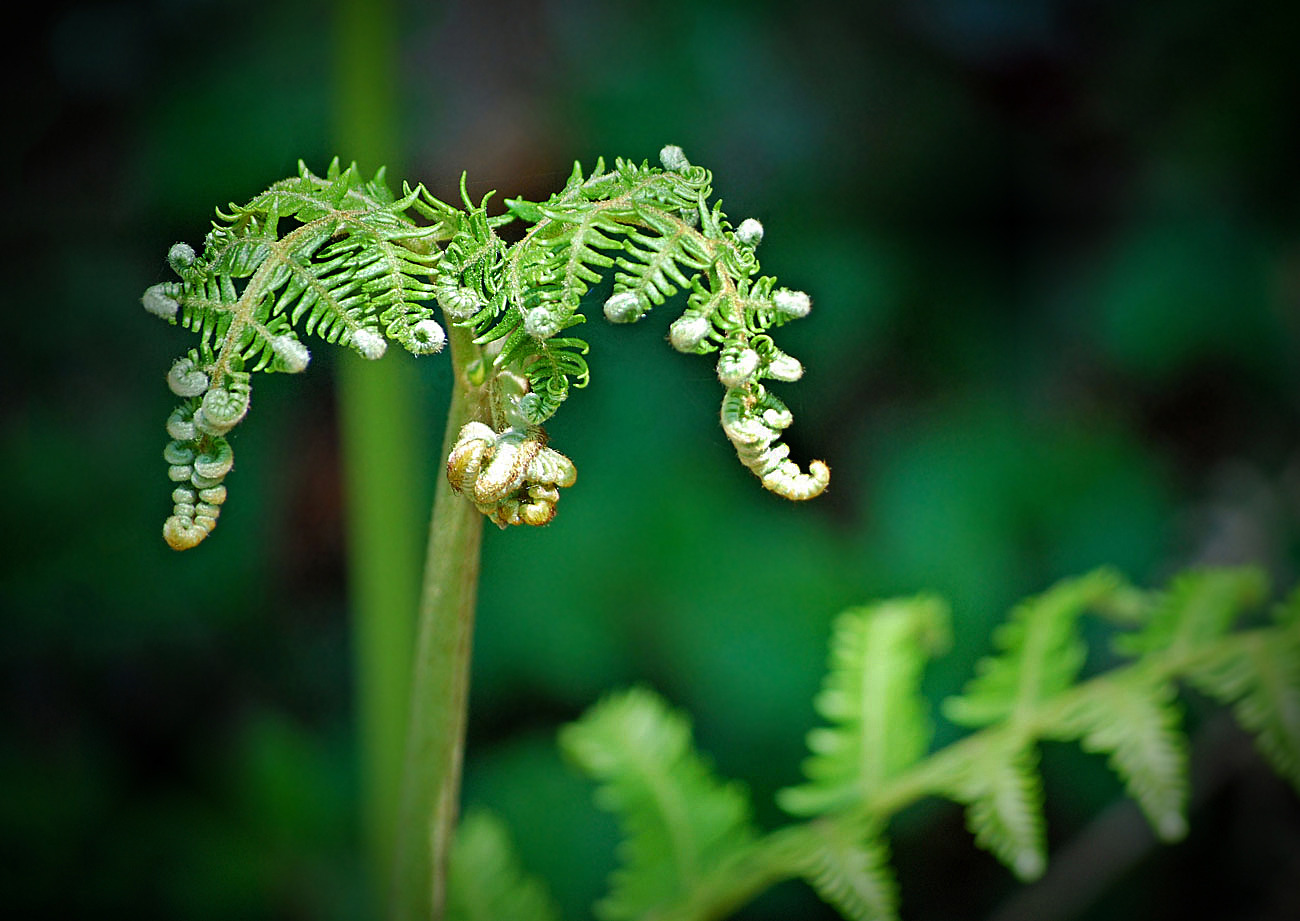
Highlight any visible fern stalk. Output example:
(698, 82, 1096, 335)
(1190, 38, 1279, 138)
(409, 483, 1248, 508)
(391, 321, 488, 921)
(332, 0, 424, 911)
(339, 350, 425, 901)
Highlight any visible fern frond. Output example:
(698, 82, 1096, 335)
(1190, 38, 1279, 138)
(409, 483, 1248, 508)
(558, 687, 758, 921)
(559, 567, 1300, 921)
(146, 146, 832, 544)
(144, 160, 452, 549)
(446, 809, 563, 921)
(943, 568, 1128, 729)
(797, 819, 899, 921)
(779, 597, 950, 817)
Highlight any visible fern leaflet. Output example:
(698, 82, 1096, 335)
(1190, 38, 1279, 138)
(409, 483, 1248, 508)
(942, 568, 1126, 729)
(1115, 567, 1269, 658)
(1184, 586, 1300, 790)
(779, 596, 949, 817)
(941, 733, 1047, 880)
(798, 818, 898, 921)
(558, 687, 758, 921)
(446, 809, 562, 921)
(1051, 673, 1190, 839)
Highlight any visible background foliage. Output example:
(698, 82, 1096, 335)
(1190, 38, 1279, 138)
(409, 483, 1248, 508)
(4, 0, 1299, 919)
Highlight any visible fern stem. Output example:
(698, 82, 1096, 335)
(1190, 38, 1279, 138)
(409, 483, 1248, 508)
(339, 351, 426, 905)
(391, 321, 487, 921)
(331, 0, 416, 911)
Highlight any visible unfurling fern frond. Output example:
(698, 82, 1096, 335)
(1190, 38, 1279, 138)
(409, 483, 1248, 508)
(145, 146, 830, 546)
(493, 146, 829, 498)
(558, 687, 758, 921)
(143, 159, 454, 549)
(445, 421, 577, 527)
(446, 810, 562, 921)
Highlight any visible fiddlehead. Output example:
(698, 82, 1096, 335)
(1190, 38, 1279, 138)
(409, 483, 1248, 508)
(445, 421, 576, 528)
(144, 147, 829, 546)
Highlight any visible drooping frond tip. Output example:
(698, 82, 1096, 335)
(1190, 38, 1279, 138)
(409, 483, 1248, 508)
(144, 161, 455, 548)
(484, 144, 830, 501)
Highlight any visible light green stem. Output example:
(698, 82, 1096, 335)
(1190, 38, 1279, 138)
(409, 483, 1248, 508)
(338, 352, 424, 901)
(331, 0, 417, 910)
(391, 323, 487, 921)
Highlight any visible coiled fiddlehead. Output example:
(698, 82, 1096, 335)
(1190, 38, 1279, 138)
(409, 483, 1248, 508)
(143, 147, 828, 547)
(445, 421, 576, 528)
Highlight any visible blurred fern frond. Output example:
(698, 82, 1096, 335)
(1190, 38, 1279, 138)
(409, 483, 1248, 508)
(446, 810, 562, 921)
(549, 566, 1300, 921)
(558, 687, 759, 921)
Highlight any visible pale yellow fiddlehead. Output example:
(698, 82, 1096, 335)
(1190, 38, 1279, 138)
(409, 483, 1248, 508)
(445, 421, 577, 528)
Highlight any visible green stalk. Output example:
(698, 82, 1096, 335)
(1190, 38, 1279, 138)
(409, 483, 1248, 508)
(391, 323, 487, 921)
(332, 0, 419, 910)
(337, 352, 424, 901)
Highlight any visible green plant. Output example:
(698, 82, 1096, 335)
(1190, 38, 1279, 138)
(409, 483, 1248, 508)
(141, 148, 1300, 921)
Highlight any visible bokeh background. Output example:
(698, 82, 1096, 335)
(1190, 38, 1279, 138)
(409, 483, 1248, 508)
(5, 0, 1300, 919)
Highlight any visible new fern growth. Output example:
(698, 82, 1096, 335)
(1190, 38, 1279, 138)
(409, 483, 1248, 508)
(459, 567, 1300, 921)
(143, 146, 828, 549)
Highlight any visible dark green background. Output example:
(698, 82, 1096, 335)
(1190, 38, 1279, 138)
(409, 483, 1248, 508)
(4, 1, 1299, 919)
